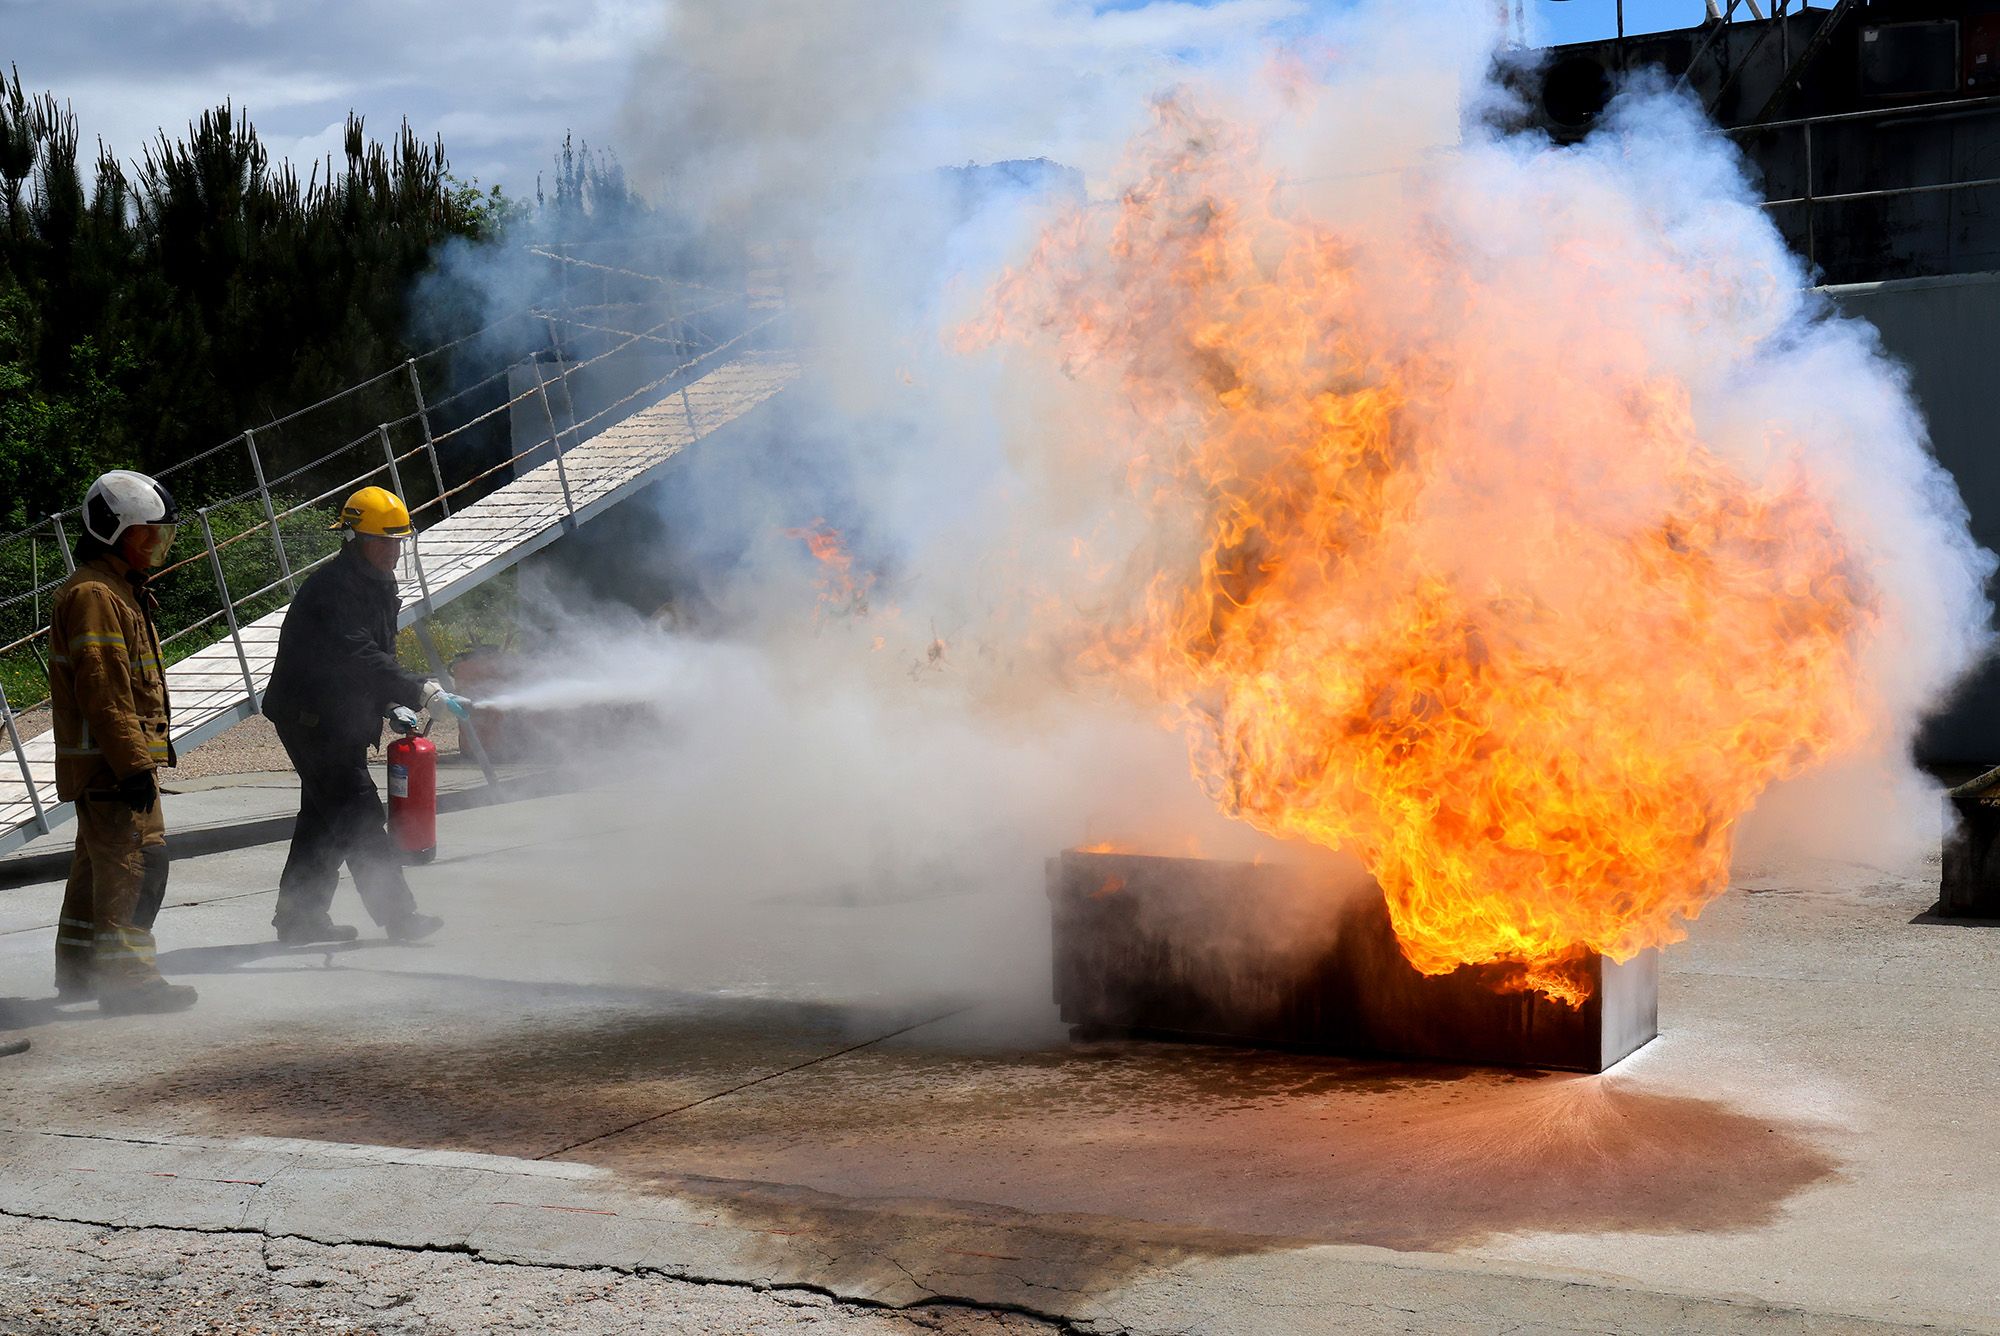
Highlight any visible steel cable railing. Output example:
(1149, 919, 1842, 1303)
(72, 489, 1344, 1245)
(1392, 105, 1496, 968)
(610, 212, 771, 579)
(1, 267, 770, 831)
(0, 258, 726, 553)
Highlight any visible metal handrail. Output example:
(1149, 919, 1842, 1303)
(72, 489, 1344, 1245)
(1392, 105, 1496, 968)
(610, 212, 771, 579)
(1731, 91, 2000, 136)
(1721, 91, 2000, 271)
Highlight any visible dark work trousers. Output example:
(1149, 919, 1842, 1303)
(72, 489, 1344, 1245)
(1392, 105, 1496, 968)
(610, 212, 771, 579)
(272, 720, 417, 930)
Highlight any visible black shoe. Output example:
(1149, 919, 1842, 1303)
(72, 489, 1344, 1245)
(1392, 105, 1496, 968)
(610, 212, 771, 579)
(275, 917, 360, 946)
(385, 912, 443, 942)
(0, 1038, 28, 1057)
(98, 979, 198, 1016)
(55, 977, 95, 1003)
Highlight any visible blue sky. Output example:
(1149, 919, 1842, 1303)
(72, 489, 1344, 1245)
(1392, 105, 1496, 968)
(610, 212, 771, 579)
(1531, 1, 1741, 43)
(1087, 0, 1737, 43)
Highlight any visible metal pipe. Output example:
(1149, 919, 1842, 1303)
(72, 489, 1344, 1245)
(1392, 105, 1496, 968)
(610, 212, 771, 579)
(49, 514, 74, 574)
(542, 317, 588, 458)
(0, 680, 50, 836)
(533, 365, 579, 529)
(1803, 119, 1816, 269)
(1706, 3, 1788, 112)
(198, 508, 259, 704)
(378, 424, 434, 616)
(243, 428, 295, 598)
(660, 283, 701, 443)
(1735, 91, 2000, 135)
(412, 619, 501, 796)
(406, 359, 451, 518)
(1682, 0, 1746, 91)
(1761, 168, 2000, 208)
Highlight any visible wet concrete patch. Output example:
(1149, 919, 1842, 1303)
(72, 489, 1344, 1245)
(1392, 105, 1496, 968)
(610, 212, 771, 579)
(127, 1001, 1840, 1258)
(123, 999, 943, 1160)
(560, 1037, 1843, 1253)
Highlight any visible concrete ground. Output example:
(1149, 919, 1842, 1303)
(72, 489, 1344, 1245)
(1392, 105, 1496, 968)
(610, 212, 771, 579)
(0, 775, 1995, 1334)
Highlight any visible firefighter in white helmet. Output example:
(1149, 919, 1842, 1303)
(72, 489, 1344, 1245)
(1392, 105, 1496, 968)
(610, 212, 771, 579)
(49, 470, 198, 1014)
(261, 486, 462, 944)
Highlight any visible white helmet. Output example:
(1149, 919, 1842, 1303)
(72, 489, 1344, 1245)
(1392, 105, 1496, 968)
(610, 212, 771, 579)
(83, 470, 179, 546)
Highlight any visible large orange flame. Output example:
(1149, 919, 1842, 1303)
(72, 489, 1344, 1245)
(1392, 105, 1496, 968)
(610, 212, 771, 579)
(967, 95, 1878, 1003)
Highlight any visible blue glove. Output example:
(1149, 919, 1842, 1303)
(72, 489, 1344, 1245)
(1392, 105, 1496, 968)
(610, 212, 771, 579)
(388, 706, 423, 734)
(420, 680, 473, 719)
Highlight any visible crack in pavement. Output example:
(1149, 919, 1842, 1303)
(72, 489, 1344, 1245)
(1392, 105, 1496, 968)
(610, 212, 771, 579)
(18, 1126, 600, 1179)
(0, 1204, 1095, 1334)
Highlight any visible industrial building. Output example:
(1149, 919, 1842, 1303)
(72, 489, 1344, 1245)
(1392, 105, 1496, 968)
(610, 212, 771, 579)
(1519, 1, 2000, 757)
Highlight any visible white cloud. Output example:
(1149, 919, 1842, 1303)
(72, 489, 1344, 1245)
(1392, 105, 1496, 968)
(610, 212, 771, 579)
(5, 0, 1337, 198)
(4, 0, 665, 191)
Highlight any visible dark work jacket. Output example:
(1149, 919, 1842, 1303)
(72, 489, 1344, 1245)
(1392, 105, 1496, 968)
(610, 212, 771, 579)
(262, 543, 426, 751)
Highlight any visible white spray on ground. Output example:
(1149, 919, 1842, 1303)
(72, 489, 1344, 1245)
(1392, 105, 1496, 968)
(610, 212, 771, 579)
(460, 0, 1991, 1010)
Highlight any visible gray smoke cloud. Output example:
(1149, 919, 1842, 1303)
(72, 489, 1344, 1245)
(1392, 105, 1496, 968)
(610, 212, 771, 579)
(476, 0, 1990, 1003)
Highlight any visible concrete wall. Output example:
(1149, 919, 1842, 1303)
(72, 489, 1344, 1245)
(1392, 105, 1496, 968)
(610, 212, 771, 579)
(1827, 270, 2000, 761)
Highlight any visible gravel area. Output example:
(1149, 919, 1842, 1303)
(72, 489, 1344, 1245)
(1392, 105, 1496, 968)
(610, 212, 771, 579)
(168, 714, 293, 781)
(170, 713, 464, 783)
(7, 702, 462, 785)
(0, 1218, 1053, 1336)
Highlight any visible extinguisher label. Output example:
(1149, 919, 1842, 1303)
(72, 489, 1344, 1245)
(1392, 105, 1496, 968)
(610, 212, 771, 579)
(388, 764, 409, 798)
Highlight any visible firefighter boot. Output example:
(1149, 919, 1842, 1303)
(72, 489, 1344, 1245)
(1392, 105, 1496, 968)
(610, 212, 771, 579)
(276, 915, 360, 945)
(99, 978, 198, 1016)
(386, 912, 443, 942)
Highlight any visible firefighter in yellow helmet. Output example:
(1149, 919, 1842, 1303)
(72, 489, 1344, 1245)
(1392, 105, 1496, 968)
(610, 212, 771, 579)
(50, 470, 198, 1014)
(260, 487, 463, 944)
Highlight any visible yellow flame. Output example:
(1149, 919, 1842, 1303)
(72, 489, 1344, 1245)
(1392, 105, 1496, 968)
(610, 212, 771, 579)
(968, 94, 1877, 1003)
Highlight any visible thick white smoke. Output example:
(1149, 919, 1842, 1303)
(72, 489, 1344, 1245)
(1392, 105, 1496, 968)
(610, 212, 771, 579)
(502, 0, 1989, 999)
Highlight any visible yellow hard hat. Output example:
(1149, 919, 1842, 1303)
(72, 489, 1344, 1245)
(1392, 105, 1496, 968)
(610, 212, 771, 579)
(332, 486, 412, 538)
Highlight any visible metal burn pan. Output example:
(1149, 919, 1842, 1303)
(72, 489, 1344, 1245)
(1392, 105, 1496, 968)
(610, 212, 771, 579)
(1048, 849, 1657, 1073)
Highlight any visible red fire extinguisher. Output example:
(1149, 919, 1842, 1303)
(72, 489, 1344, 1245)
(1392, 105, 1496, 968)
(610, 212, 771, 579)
(386, 713, 438, 865)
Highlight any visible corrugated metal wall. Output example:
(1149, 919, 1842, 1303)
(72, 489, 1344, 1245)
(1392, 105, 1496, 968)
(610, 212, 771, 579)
(1827, 270, 2000, 762)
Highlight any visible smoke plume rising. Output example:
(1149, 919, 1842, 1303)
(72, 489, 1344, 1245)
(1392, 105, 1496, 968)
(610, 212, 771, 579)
(499, 0, 1990, 1005)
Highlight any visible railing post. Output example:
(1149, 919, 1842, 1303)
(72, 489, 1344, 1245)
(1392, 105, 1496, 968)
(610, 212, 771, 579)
(1803, 119, 1817, 272)
(412, 619, 501, 797)
(542, 316, 589, 456)
(49, 513, 74, 574)
(533, 365, 579, 530)
(378, 424, 435, 616)
(0, 680, 51, 837)
(30, 530, 49, 682)
(406, 359, 451, 518)
(199, 508, 259, 704)
(659, 283, 702, 442)
(243, 428, 296, 598)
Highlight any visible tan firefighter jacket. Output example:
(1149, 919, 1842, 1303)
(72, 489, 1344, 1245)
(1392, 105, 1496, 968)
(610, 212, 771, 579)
(48, 551, 173, 800)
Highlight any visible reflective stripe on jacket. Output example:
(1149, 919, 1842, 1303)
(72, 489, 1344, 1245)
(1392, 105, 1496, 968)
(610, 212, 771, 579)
(49, 552, 173, 799)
